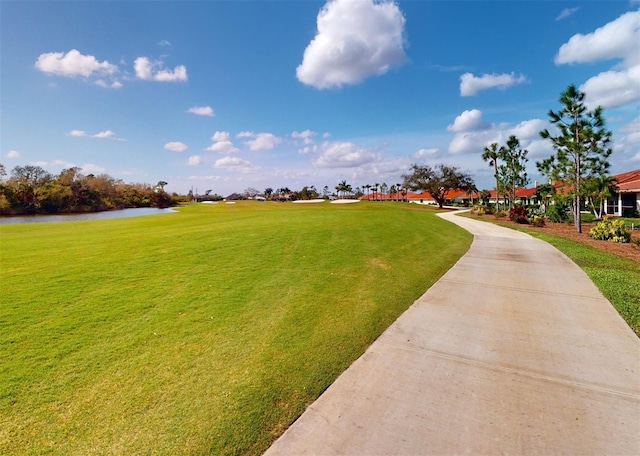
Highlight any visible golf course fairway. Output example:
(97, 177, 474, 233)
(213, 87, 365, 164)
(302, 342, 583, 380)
(1, 201, 471, 455)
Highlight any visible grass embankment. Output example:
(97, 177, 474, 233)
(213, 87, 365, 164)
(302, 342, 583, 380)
(518, 229, 640, 336)
(0, 201, 471, 455)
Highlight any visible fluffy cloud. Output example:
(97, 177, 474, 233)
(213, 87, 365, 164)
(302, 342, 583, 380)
(206, 131, 239, 154)
(555, 10, 640, 66)
(555, 10, 640, 109)
(311, 141, 380, 168)
(67, 129, 124, 140)
(413, 148, 439, 159)
(35, 49, 120, 87)
(134, 57, 188, 82)
(236, 131, 254, 138)
(581, 65, 640, 109)
(297, 0, 408, 89)
(448, 118, 550, 156)
(243, 132, 282, 151)
(460, 72, 528, 96)
(619, 116, 640, 145)
(556, 7, 580, 21)
(214, 156, 255, 173)
(6, 150, 20, 158)
(164, 141, 188, 152)
(80, 163, 107, 174)
(292, 130, 317, 144)
(188, 155, 202, 166)
(187, 106, 214, 117)
(447, 109, 490, 132)
(35, 49, 117, 78)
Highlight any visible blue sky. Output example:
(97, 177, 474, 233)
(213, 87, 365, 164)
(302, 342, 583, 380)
(2, 0, 639, 195)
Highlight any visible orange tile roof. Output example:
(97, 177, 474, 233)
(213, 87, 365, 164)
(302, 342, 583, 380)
(615, 169, 640, 192)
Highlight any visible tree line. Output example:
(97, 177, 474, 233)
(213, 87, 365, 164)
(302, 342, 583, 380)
(0, 165, 178, 215)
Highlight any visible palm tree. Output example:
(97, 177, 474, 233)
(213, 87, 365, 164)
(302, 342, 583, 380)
(482, 143, 502, 210)
(364, 184, 371, 199)
(373, 183, 379, 201)
(380, 183, 388, 201)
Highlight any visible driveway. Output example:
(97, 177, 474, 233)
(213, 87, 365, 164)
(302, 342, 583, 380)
(265, 211, 640, 455)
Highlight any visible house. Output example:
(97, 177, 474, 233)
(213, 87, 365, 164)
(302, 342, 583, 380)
(605, 169, 640, 216)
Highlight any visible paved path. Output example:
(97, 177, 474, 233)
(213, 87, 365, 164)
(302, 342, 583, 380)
(265, 212, 640, 455)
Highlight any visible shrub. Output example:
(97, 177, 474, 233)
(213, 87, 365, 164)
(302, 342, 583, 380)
(470, 205, 485, 216)
(493, 210, 507, 219)
(588, 219, 631, 243)
(622, 208, 639, 218)
(509, 206, 529, 224)
(546, 203, 570, 223)
(529, 215, 546, 227)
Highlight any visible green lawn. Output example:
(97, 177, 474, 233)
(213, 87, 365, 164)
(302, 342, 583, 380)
(0, 201, 471, 455)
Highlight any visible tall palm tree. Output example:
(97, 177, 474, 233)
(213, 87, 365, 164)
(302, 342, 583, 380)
(482, 143, 502, 210)
(373, 183, 379, 201)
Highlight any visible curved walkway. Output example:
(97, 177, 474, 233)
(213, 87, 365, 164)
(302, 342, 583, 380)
(265, 212, 640, 455)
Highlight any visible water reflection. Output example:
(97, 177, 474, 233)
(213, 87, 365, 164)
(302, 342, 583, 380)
(0, 207, 176, 225)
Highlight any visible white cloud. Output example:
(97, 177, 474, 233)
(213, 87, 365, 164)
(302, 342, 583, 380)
(212, 131, 230, 142)
(617, 116, 640, 151)
(164, 141, 188, 152)
(206, 131, 238, 154)
(205, 141, 239, 154)
(80, 163, 106, 174)
(447, 109, 490, 132)
(93, 130, 115, 139)
(292, 130, 317, 144)
(312, 141, 380, 168)
(188, 155, 202, 166)
(581, 65, 640, 109)
(134, 57, 188, 82)
(244, 133, 282, 151)
(187, 106, 214, 117)
(35, 49, 118, 80)
(460, 72, 528, 96)
(556, 7, 580, 21)
(447, 117, 550, 156)
(555, 10, 640, 109)
(214, 156, 256, 173)
(555, 10, 640, 66)
(413, 148, 439, 159)
(236, 131, 254, 138)
(67, 129, 125, 140)
(6, 150, 20, 158)
(158, 40, 171, 47)
(297, 0, 408, 89)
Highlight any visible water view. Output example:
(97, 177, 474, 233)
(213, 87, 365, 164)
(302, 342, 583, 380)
(0, 207, 176, 225)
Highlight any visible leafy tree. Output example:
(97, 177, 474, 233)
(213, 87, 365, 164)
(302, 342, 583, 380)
(264, 187, 273, 199)
(482, 143, 503, 210)
(0, 163, 6, 180)
(538, 84, 612, 233)
(498, 135, 529, 210)
(9, 165, 52, 213)
(583, 174, 617, 219)
(402, 163, 475, 209)
(479, 189, 491, 206)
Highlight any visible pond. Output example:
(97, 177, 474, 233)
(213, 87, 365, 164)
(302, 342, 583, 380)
(0, 207, 176, 225)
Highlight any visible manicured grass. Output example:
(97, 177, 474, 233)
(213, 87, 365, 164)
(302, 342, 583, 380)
(516, 229, 640, 337)
(0, 201, 471, 455)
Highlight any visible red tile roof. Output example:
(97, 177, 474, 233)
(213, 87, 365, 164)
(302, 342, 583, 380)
(615, 169, 640, 192)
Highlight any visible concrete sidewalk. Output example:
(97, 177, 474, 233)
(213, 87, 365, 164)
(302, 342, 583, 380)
(265, 212, 640, 455)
